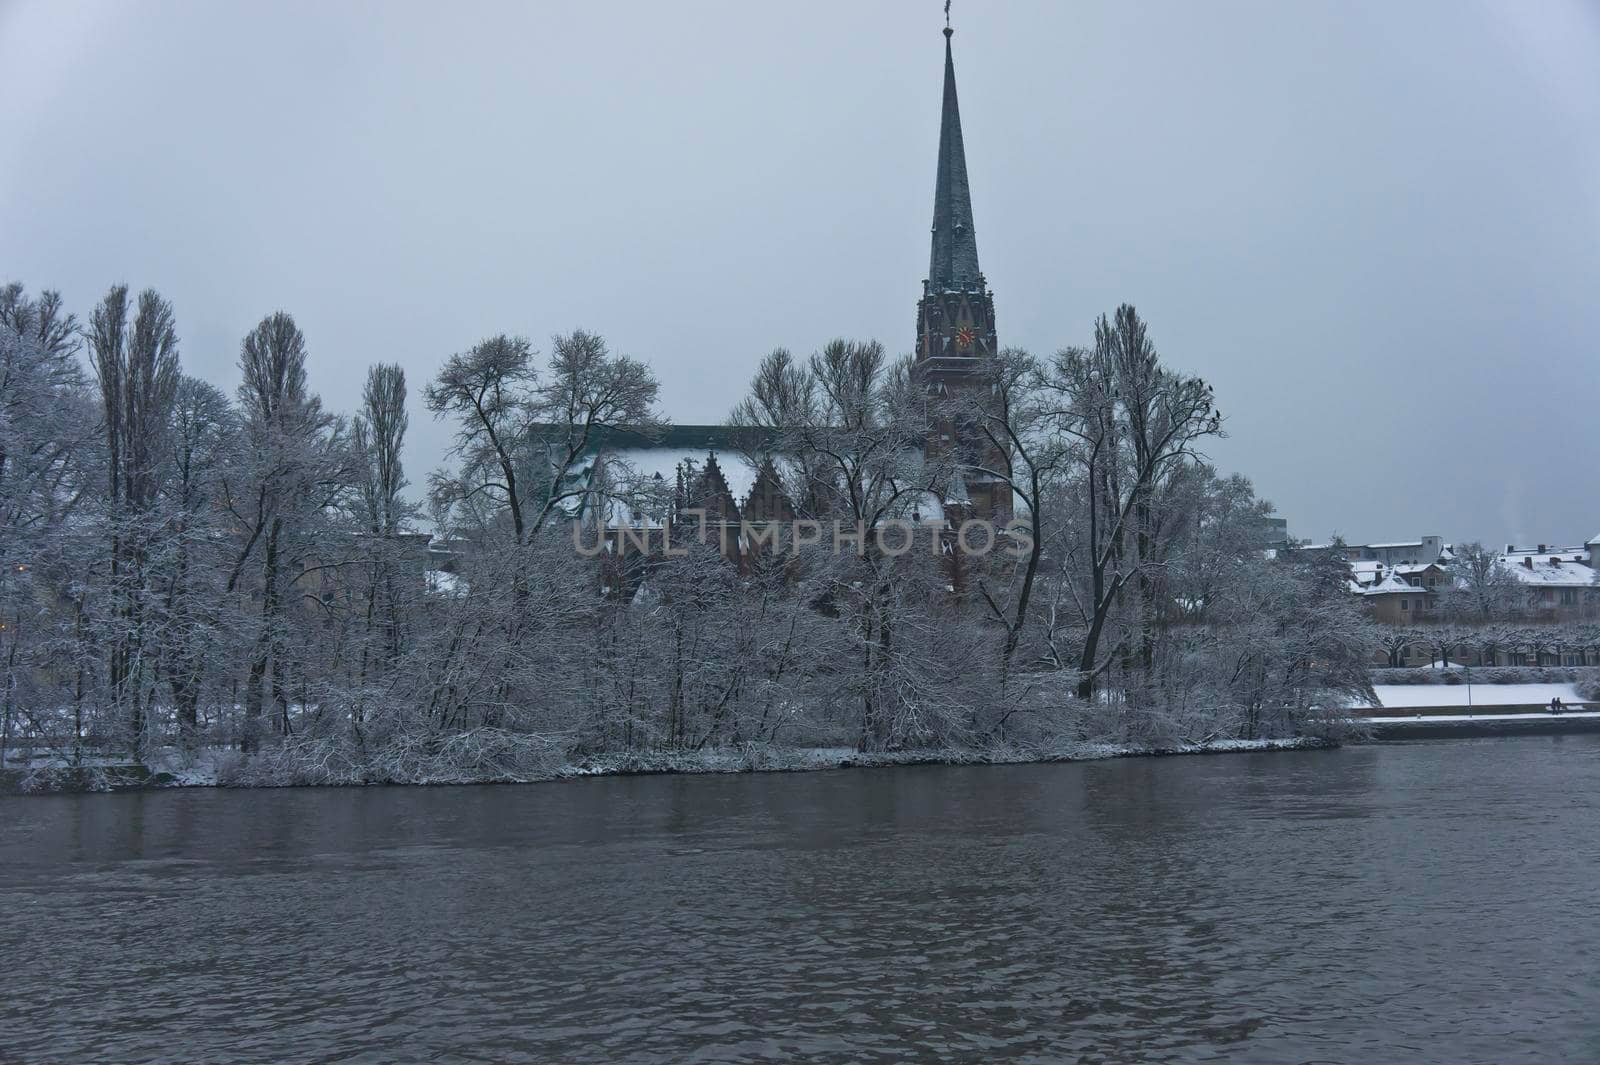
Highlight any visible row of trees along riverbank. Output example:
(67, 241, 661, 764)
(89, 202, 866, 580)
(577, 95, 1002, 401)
(1, 283, 1379, 783)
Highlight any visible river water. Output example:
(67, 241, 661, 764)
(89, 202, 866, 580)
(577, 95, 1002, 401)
(2, 738, 1598, 1064)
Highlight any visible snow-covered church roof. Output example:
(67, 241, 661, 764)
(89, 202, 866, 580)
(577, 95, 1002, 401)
(600, 447, 762, 527)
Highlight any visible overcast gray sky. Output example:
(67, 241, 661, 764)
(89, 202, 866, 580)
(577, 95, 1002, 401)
(3, 0, 1597, 547)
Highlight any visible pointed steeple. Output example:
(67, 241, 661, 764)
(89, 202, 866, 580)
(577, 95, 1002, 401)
(912, 9, 1009, 523)
(928, 25, 980, 288)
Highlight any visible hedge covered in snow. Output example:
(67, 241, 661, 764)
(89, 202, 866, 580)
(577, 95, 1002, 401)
(1371, 666, 1600, 687)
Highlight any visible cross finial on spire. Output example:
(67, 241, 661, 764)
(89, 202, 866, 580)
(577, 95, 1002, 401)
(944, 0, 953, 36)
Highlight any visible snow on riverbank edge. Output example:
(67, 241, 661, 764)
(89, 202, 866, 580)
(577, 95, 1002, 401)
(561, 738, 1330, 779)
(3, 737, 1332, 793)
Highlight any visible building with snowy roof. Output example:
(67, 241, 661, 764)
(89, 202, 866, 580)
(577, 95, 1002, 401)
(1335, 536, 1448, 566)
(1349, 562, 1449, 624)
(1496, 543, 1599, 622)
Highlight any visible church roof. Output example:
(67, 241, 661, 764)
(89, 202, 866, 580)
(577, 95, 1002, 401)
(927, 27, 981, 289)
(601, 446, 762, 526)
(551, 423, 778, 455)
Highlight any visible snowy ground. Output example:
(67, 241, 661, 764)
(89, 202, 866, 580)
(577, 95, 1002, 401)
(1369, 683, 1583, 709)
(1361, 711, 1600, 724)
(3, 738, 1329, 792)
(560, 739, 1324, 779)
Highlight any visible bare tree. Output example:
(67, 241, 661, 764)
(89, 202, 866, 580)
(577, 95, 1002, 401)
(87, 285, 181, 755)
(0, 284, 77, 359)
(226, 311, 349, 747)
(731, 347, 829, 515)
(427, 330, 660, 544)
(1042, 305, 1222, 700)
(353, 363, 409, 536)
(734, 339, 958, 750)
(1372, 625, 1419, 669)
(1442, 542, 1522, 622)
(350, 362, 413, 693)
(427, 335, 536, 543)
(948, 346, 1062, 689)
(156, 376, 233, 746)
(0, 286, 95, 768)
(529, 330, 662, 537)
(1205, 545, 1377, 739)
(0, 285, 91, 537)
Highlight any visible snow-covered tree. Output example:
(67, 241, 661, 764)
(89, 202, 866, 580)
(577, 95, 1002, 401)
(1441, 541, 1523, 622)
(353, 362, 410, 536)
(224, 311, 353, 748)
(945, 346, 1064, 689)
(87, 285, 182, 755)
(1184, 544, 1377, 739)
(427, 330, 660, 545)
(732, 339, 966, 750)
(0, 279, 1404, 778)
(0, 285, 96, 766)
(1038, 305, 1222, 700)
(153, 375, 234, 745)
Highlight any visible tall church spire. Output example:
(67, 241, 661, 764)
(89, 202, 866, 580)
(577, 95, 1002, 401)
(914, 11, 1008, 521)
(916, 13, 995, 370)
(928, 23, 980, 287)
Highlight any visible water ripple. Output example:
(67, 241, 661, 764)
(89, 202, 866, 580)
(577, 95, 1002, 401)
(2, 739, 1599, 1062)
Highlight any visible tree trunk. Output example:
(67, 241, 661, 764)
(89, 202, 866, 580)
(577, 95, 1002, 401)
(243, 519, 282, 752)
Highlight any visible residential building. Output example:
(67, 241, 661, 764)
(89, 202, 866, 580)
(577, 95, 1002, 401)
(1498, 543, 1600, 623)
(1339, 536, 1448, 566)
(1344, 531, 1600, 666)
(1349, 561, 1451, 623)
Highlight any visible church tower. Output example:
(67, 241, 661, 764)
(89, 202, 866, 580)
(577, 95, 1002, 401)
(915, 21, 1007, 519)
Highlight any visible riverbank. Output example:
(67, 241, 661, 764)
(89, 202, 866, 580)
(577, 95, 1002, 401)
(1363, 711, 1600, 740)
(0, 736, 1332, 794)
(564, 737, 1332, 778)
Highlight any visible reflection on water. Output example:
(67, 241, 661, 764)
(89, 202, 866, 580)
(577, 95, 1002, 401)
(3, 739, 1599, 1063)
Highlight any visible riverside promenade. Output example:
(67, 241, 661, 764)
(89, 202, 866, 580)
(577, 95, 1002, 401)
(1363, 704, 1600, 739)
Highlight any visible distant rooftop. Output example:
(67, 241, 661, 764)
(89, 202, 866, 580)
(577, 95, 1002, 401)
(533, 423, 780, 455)
(1499, 557, 1596, 587)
